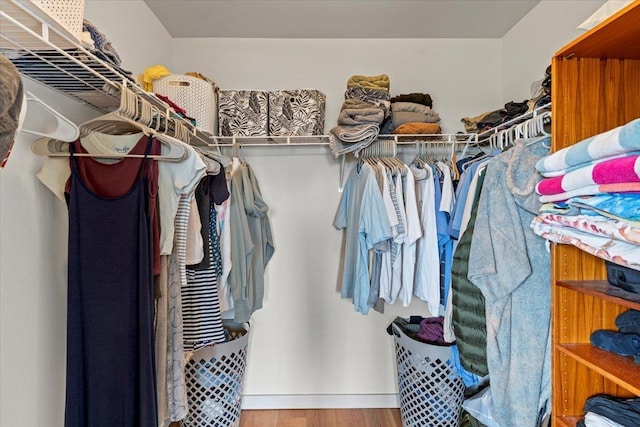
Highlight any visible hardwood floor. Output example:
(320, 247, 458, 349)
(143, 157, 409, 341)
(238, 408, 403, 427)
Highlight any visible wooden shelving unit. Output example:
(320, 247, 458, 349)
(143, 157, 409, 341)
(550, 2, 640, 426)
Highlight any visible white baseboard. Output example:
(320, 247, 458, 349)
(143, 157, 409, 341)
(241, 394, 400, 409)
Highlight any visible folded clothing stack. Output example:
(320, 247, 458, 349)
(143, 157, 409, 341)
(577, 394, 640, 427)
(531, 117, 640, 271)
(329, 74, 390, 158)
(380, 97, 441, 134)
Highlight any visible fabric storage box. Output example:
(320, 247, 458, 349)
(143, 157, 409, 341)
(391, 321, 465, 427)
(218, 90, 269, 137)
(268, 89, 326, 136)
(153, 74, 218, 135)
(183, 321, 249, 427)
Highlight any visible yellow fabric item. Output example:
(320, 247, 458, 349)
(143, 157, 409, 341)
(138, 65, 171, 92)
(347, 74, 390, 91)
(393, 122, 441, 135)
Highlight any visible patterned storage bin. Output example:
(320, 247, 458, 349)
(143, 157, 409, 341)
(183, 321, 249, 427)
(153, 74, 218, 135)
(218, 90, 269, 137)
(268, 89, 326, 136)
(391, 322, 465, 427)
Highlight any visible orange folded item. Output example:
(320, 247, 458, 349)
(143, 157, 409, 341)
(393, 122, 441, 134)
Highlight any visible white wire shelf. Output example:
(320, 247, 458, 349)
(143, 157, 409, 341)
(476, 102, 551, 142)
(211, 133, 478, 148)
(0, 0, 213, 146)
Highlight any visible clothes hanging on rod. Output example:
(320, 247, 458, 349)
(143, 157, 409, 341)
(334, 138, 457, 315)
(64, 137, 158, 427)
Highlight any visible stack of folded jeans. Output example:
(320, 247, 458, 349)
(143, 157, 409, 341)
(329, 74, 390, 158)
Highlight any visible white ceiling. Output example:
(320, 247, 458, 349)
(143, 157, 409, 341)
(143, 0, 541, 39)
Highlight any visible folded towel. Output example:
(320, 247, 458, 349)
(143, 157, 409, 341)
(536, 118, 640, 176)
(391, 110, 441, 126)
(537, 213, 640, 245)
(390, 93, 432, 108)
(540, 151, 640, 177)
(341, 93, 391, 117)
(328, 124, 379, 158)
(392, 122, 441, 135)
(391, 102, 434, 114)
(347, 74, 390, 91)
(531, 216, 640, 270)
(568, 193, 640, 223)
(338, 100, 385, 126)
(539, 182, 640, 203)
(536, 155, 640, 196)
(346, 86, 390, 103)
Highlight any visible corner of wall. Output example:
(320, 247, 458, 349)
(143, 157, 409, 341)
(500, 0, 606, 104)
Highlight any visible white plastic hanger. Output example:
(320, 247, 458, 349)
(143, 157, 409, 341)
(31, 84, 187, 161)
(19, 92, 79, 142)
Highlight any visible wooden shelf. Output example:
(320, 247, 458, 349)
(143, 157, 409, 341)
(555, 1, 640, 59)
(557, 280, 640, 310)
(551, 4, 640, 425)
(557, 344, 640, 395)
(556, 416, 582, 427)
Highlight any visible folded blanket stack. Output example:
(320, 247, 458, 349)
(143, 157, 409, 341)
(380, 93, 441, 134)
(531, 117, 640, 270)
(329, 74, 390, 158)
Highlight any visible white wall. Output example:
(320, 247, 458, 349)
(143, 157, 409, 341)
(500, 0, 605, 103)
(0, 2, 173, 426)
(1, 0, 605, 423)
(83, 0, 174, 76)
(173, 37, 503, 407)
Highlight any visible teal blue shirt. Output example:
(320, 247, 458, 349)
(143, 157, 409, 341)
(334, 163, 392, 314)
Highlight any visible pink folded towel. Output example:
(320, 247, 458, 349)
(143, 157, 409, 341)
(536, 155, 640, 196)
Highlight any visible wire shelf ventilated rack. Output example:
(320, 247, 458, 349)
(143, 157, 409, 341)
(0, 0, 213, 146)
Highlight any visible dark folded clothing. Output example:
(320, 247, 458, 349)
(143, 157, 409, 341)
(583, 395, 640, 426)
(390, 92, 433, 108)
(504, 100, 529, 117)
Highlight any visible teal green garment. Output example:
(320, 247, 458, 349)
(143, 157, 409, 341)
(228, 162, 274, 323)
(451, 166, 488, 377)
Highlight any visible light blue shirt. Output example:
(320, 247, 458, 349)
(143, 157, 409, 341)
(335, 163, 392, 314)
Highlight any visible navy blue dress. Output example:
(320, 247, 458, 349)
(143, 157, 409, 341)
(65, 138, 157, 427)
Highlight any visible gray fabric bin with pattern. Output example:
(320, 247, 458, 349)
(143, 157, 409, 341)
(218, 90, 269, 137)
(268, 89, 326, 136)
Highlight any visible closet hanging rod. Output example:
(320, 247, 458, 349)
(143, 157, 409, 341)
(211, 133, 478, 147)
(476, 102, 551, 141)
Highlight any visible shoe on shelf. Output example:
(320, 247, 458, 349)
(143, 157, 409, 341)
(615, 309, 640, 335)
(590, 330, 640, 357)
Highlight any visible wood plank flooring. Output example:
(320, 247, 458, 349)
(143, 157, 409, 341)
(239, 408, 403, 427)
